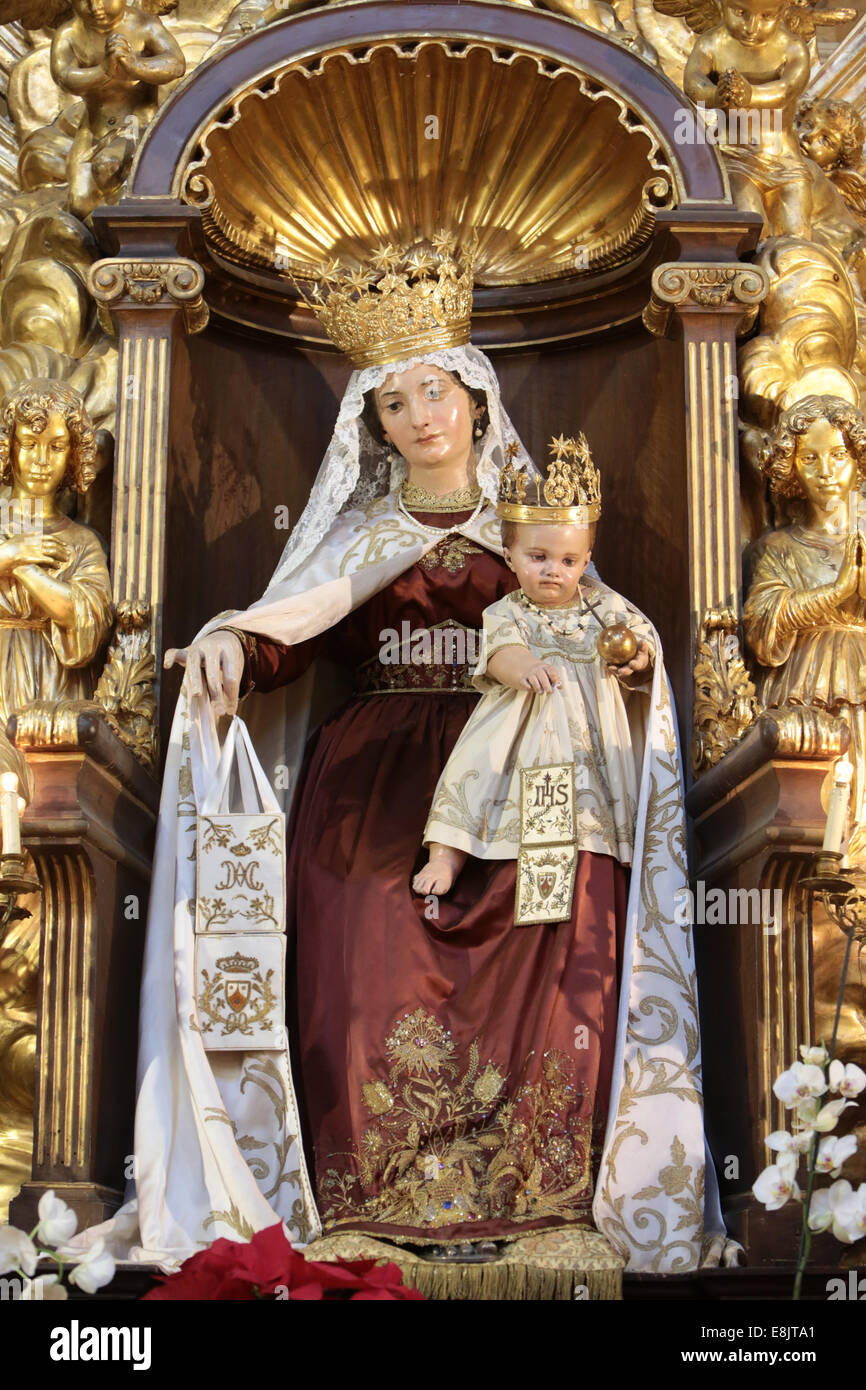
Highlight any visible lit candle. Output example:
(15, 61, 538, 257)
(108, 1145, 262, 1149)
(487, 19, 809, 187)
(0, 772, 20, 855)
(823, 758, 854, 854)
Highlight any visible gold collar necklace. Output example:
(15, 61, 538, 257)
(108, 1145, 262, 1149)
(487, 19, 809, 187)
(400, 478, 482, 513)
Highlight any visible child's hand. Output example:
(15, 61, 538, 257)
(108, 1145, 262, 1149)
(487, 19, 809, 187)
(521, 661, 561, 694)
(607, 638, 653, 685)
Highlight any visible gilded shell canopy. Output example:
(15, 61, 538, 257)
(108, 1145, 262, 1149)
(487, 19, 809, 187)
(180, 38, 674, 292)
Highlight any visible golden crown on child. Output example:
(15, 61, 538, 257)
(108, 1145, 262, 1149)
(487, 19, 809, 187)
(301, 232, 476, 368)
(498, 433, 602, 524)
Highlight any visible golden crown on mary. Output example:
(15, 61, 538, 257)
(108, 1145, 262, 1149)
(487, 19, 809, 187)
(498, 433, 602, 524)
(303, 232, 475, 368)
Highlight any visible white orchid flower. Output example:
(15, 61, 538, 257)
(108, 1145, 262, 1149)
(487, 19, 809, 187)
(0, 1227, 37, 1277)
(815, 1134, 858, 1176)
(766, 1129, 814, 1155)
(773, 1063, 828, 1108)
(67, 1238, 115, 1295)
(796, 1097, 853, 1131)
(828, 1060, 866, 1098)
(799, 1044, 829, 1068)
(36, 1190, 78, 1247)
(753, 1157, 801, 1210)
(830, 1183, 866, 1244)
(807, 1180, 853, 1237)
(19, 1274, 68, 1301)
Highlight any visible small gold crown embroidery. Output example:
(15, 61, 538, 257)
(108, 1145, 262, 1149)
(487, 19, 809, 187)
(216, 951, 258, 973)
(298, 232, 476, 368)
(498, 434, 601, 524)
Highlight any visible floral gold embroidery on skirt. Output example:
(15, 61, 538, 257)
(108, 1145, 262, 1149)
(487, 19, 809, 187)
(318, 1009, 595, 1233)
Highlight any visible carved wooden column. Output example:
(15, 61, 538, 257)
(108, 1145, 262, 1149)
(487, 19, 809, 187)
(644, 251, 768, 711)
(88, 201, 209, 699)
(7, 708, 158, 1230)
(643, 212, 765, 785)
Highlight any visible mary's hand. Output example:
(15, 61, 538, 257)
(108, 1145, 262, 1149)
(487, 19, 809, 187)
(164, 630, 244, 717)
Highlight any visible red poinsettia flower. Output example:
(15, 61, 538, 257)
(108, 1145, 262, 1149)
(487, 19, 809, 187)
(142, 1223, 423, 1301)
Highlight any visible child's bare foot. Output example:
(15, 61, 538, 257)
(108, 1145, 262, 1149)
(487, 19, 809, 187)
(412, 845, 466, 895)
(413, 858, 457, 894)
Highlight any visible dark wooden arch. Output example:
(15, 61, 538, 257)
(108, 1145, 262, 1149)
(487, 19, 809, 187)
(132, 0, 729, 205)
(117, 0, 751, 345)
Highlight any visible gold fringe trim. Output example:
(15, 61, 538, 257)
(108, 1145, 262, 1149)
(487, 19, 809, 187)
(304, 1227, 624, 1301)
(400, 1260, 621, 1301)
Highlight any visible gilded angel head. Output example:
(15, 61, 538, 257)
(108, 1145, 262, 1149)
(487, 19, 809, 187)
(759, 395, 866, 511)
(796, 97, 865, 173)
(0, 378, 97, 496)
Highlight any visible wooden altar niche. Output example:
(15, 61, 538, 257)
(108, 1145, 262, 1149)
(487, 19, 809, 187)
(91, 0, 761, 749)
(76, 0, 792, 1248)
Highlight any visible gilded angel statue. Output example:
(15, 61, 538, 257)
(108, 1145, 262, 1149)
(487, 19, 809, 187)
(744, 395, 866, 858)
(658, 0, 855, 237)
(49, 0, 185, 216)
(0, 377, 112, 788)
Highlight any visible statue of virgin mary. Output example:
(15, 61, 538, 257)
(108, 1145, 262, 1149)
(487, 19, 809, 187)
(100, 237, 716, 1274)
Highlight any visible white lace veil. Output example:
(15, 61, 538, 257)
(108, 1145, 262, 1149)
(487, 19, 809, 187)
(265, 344, 534, 590)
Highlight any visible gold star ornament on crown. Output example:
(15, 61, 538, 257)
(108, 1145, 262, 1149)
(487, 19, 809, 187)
(498, 434, 601, 524)
(299, 233, 476, 369)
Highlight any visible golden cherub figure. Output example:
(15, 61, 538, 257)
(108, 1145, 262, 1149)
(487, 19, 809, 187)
(50, 0, 185, 217)
(797, 97, 866, 220)
(671, 0, 854, 238)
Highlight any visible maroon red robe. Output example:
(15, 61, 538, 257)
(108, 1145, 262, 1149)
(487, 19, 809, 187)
(239, 508, 626, 1243)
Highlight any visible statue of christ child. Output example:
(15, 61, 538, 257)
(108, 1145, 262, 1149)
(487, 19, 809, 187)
(415, 435, 656, 900)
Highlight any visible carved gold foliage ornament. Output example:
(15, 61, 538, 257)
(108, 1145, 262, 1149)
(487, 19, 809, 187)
(643, 262, 769, 338)
(692, 608, 759, 774)
(92, 599, 158, 771)
(87, 259, 209, 335)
